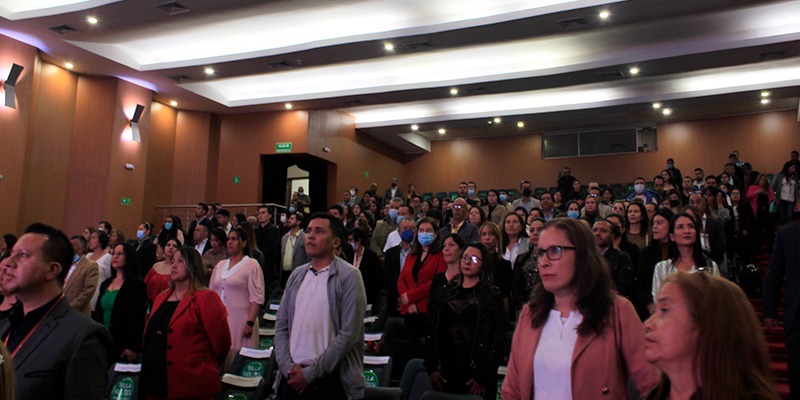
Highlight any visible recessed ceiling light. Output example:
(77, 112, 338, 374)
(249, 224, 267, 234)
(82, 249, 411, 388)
(285, 103, 293, 109)
(87, 16, 98, 24)
(517, 121, 525, 128)
(629, 67, 640, 75)
(204, 67, 215, 75)
(760, 91, 771, 97)
(493, 117, 502, 123)
(384, 43, 394, 51)
(652, 102, 662, 109)
(170, 100, 178, 107)
(438, 128, 446, 135)
(761, 98, 771, 105)
(662, 108, 673, 116)
(599, 10, 610, 19)
(449, 88, 458, 95)
(64, 62, 74, 70)
(487, 120, 493, 124)
(411, 124, 419, 131)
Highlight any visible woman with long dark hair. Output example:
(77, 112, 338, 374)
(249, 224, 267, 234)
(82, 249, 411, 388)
(426, 243, 506, 400)
(651, 213, 719, 299)
(636, 208, 674, 319)
(398, 217, 446, 337)
(157, 215, 185, 247)
(502, 219, 656, 399)
(93, 243, 147, 363)
(626, 202, 650, 251)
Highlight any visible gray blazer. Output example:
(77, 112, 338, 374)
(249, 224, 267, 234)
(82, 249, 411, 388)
(0, 296, 112, 400)
(280, 230, 309, 270)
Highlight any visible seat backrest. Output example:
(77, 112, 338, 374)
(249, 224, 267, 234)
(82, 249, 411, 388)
(364, 355, 392, 387)
(106, 363, 141, 400)
(216, 374, 266, 400)
(228, 348, 274, 380)
(365, 386, 403, 400)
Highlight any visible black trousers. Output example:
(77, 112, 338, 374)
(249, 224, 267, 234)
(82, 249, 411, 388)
(276, 372, 349, 400)
(790, 336, 800, 400)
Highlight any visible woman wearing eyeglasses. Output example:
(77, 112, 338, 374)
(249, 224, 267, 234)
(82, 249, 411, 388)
(651, 213, 719, 301)
(426, 243, 506, 400)
(502, 218, 656, 400)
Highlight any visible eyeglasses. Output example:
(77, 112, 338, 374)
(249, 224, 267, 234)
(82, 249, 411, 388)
(452, 204, 464, 209)
(533, 246, 576, 261)
(462, 255, 483, 265)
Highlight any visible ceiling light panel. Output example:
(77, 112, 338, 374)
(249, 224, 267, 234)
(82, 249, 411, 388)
(68, 0, 624, 70)
(178, 1, 800, 107)
(344, 57, 800, 128)
(0, 0, 122, 20)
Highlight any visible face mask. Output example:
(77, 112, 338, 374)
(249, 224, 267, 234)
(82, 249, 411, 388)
(634, 184, 645, 194)
(298, 190, 304, 195)
(669, 199, 680, 207)
(522, 188, 532, 197)
(392, 182, 397, 187)
(73, 254, 80, 264)
(400, 229, 414, 243)
(396, 215, 405, 224)
(667, 163, 673, 169)
(499, 194, 507, 203)
(289, 207, 296, 213)
(388, 209, 399, 221)
(137, 229, 145, 240)
(567, 211, 580, 219)
(164, 222, 173, 230)
(418, 232, 435, 246)
(349, 241, 359, 251)
(349, 190, 356, 197)
(280, 215, 287, 224)
(468, 189, 475, 197)
(97, 227, 105, 232)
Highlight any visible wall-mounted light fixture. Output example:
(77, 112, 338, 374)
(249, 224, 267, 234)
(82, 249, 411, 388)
(3, 64, 24, 109)
(130, 104, 145, 142)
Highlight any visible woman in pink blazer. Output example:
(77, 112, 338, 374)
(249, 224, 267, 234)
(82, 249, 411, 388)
(502, 218, 656, 400)
(397, 217, 446, 337)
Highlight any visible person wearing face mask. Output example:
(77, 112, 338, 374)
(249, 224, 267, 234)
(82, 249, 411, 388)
(134, 222, 157, 278)
(483, 190, 510, 225)
(384, 205, 414, 252)
(664, 158, 683, 188)
(384, 218, 417, 317)
(627, 177, 662, 205)
(371, 198, 402, 258)
(565, 200, 581, 219)
(465, 181, 480, 207)
(511, 180, 541, 214)
(348, 228, 383, 305)
(295, 186, 311, 212)
(384, 177, 404, 204)
(398, 218, 447, 338)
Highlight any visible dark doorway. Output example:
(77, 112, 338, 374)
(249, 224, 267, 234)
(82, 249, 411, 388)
(261, 154, 332, 214)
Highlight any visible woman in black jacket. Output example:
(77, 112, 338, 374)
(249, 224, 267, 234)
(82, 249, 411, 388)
(425, 243, 506, 400)
(93, 243, 147, 363)
(348, 227, 384, 305)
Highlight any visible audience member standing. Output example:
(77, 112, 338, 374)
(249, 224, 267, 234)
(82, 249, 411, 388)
(651, 214, 719, 299)
(134, 222, 157, 277)
(187, 203, 210, 247)
(399, 218, 447, 337)
(438, 198, 478, 244)
(255, 205, 281, 290)
(63, 236, 99, 315)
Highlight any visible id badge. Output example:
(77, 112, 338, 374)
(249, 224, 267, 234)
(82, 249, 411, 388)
(700, 232, 711, 253)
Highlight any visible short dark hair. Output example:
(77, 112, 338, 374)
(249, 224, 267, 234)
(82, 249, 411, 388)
(695, 167, 704, 173)
(234, 213, 247, 223)
(98, 220, 112, 232)
(95, 230, 110, 250)
(349, 227, 369, 244)
(217, 209, 230, 218)
(198, 202, 209, 212)
(310, 212, 344, 240)
(3, 234, 18, 250)
(329, 205, 344, 214)
(70, 235, 87, 254)
(25, 223, 73, 283)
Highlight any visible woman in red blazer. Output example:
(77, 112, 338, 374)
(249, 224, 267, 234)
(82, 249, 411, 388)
(398, 217, 446, 337)
(141, 246, 231, 400)
(502, 218, 656, 400)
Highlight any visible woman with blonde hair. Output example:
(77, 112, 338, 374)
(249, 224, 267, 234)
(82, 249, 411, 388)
(644, 272, 779, 400)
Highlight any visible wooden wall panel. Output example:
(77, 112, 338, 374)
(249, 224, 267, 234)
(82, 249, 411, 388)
(18, 62, 78, 231)
(172, 110, 211, 205)
(217, 111, 309, 204)
(143, 101, 177, 225)
(405, 110, 800, 195)
(64, 75, 117, 236)
(0, 36, 37, 234)
(307, 110, 406, 207)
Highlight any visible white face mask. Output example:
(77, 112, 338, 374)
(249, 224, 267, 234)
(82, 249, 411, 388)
(280, 215, 287, 224)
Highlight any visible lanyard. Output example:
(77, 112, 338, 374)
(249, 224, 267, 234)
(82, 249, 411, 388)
(4, 294, 64, 357)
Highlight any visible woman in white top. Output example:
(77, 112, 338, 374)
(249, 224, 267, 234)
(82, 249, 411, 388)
(87, 230, 112, 311)
(501, 212, 529, 267)
(651, 213, 719, 300)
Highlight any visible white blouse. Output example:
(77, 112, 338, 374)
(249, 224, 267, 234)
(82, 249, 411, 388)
(533, 309, 583, 400)
(651, 258, 719, 299)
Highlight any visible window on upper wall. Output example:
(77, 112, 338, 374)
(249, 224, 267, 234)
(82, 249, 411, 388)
(542, 127, 657, 159)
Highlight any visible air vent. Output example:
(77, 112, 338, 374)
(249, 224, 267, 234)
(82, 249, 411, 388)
(169, 74, 192, 82)
(404, 41, 433, 51)
(267, 60, 294, 70)
(49, 24, 79, 35)
(465, 87, 488, 95)
(598, 71, 625, 80)
(157, 2, 191, 16)
(343, 99, 364, 106)
(557, 17, 589, 30)
(760, 50, 786, 59)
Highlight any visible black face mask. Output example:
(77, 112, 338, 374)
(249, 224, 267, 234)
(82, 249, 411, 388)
(669, 199, 680, 207)
(522, 188, 532, 197)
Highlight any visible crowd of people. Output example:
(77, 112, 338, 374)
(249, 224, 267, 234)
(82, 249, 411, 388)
(0, 150, 797, 399)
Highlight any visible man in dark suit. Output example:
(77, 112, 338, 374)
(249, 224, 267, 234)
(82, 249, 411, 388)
(193, 219, 212, 255)
(255, 205, 281, 289)
(384, 218, 416, 317)
(593, 219, 635, 299)
(186, 202, 210, 247)
(279, 212, 308, 287)
(438, 197, 478, 245)
(64, 235, 99, 316)
(764, 220, 800, 399)
(0, 223, 112, 400)
(384, 177, 404, 205)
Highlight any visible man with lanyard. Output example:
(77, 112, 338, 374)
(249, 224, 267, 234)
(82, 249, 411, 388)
(0, 223, 111, 400)
(275, 212, 366, 400)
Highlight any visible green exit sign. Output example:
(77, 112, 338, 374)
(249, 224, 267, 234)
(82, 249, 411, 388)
(276, 142, 292, 153)
(121, 197, 131, 206)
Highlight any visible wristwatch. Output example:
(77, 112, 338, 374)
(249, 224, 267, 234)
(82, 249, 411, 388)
(246, 320, 255, 327)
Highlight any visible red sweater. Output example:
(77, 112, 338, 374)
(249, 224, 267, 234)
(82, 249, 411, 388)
(397, 251, 446, 314)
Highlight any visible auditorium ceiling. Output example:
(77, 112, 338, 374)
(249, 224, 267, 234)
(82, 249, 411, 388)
(1, 0, 799, 153)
